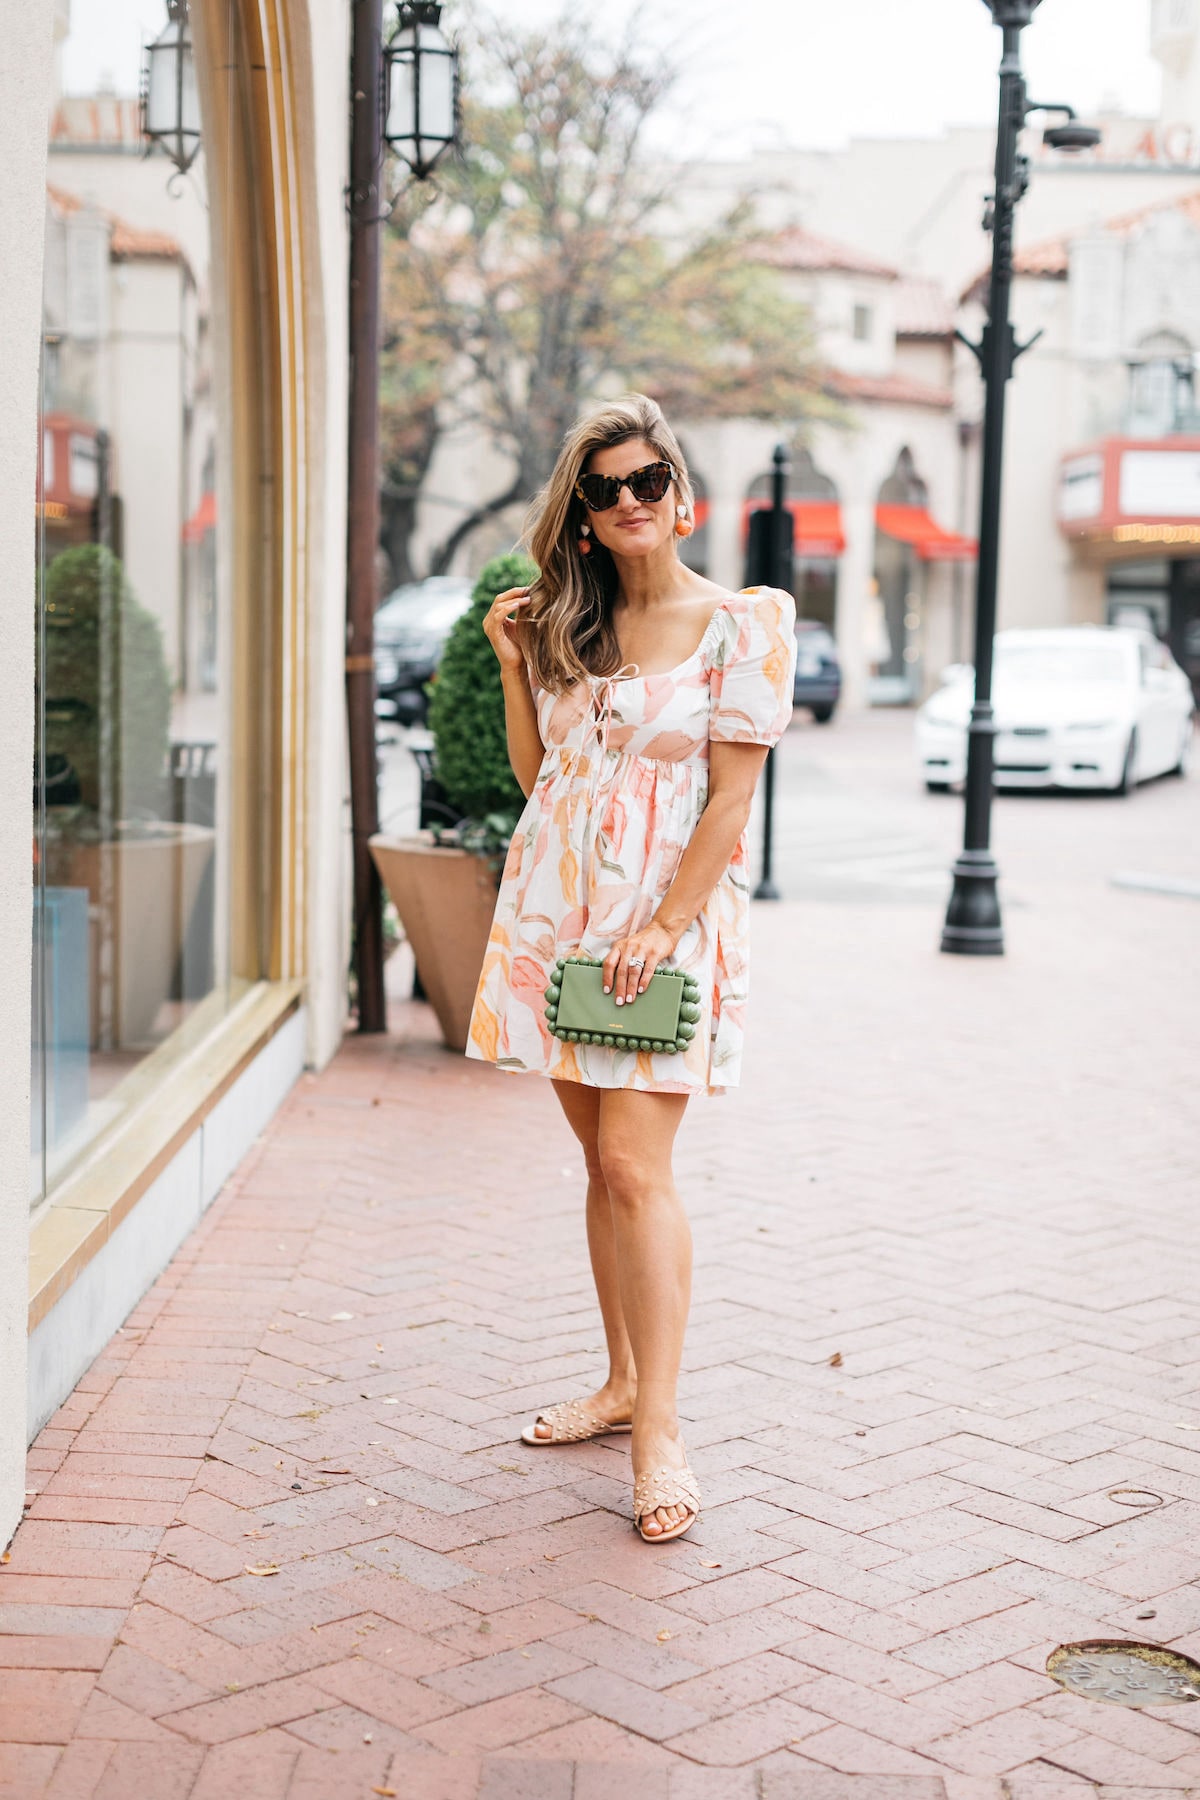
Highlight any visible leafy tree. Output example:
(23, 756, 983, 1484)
(379, 211, 452, 588)
(379, 11, 825, 583)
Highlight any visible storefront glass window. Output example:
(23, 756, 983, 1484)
(32, 1, 229, 1205)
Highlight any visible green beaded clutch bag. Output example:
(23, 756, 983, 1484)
(544, 956, 701, 1055)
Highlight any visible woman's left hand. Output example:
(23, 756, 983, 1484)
(602, 920, 679, 1009)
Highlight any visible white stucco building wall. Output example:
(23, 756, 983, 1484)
(0, 0, 56, 1550)
(50, 104, 212, 278)
(296, 0, 354, 1074)
(688, 111, 1200, 301)
(974, 269, 1084, 635)
(988, 180, 1200, 676)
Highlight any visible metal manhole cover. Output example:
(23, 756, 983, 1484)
(1047, 1640, 1200, 1707)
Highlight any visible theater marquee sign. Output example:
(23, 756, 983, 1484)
(1059, 438, 1200, 551)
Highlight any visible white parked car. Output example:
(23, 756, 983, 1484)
(916, 627, 1194, 795)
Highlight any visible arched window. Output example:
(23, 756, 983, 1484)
(1128, 330, 1195, 437)
(876, 445, 929, 508)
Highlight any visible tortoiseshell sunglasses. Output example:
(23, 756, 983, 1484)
(574, 460, 675, 512)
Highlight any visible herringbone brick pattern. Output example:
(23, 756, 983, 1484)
(4, 833, 1199, 1795)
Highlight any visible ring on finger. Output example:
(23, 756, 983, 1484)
(628, 956, 646, 970)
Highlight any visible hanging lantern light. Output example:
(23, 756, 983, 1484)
(384, 2, 460, 180)
(140, 0, 201, 178)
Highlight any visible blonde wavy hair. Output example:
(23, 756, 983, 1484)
(522, 394, 696, 694)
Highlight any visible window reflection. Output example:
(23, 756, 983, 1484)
(33, 2, 227, 1203)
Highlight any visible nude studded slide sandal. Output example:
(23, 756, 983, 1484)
(520, 1398, 634, 1446)
(633, 1460, 701, 1543)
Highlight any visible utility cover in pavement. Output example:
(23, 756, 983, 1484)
(1047, 1640, 1200, 1707)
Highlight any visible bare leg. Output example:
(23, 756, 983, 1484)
(596, 1089, 694, 1537)
(537, 1080, 636, 1435)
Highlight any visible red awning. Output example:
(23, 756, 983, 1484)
(182, 490, 216, 543)
(876, 502, 975, 561)
(742, 500, 846, 557)
(792, 500, 845, 557)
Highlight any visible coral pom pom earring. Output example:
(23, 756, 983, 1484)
(578, 521, 592, 555)
(675, 504, 694, 540)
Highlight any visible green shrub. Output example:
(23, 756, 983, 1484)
(428, 551, 538, 830)
(43, 543, 171, 822)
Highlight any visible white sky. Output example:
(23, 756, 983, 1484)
(64, 0, 1162, 154)
(477, 0, 1162, 155)
(62, 0, 170, 95)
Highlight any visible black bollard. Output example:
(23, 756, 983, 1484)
(754, 746, 780, 902)
(748, 444, 792, 901)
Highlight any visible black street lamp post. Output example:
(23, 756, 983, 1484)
(346, 0, 389, 1032)
(941, 0, 1098, 956)
(345, 1, 461, 1031)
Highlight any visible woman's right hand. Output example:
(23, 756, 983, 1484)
(482, 586, 532, 673)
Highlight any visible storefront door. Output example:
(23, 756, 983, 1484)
(1169, 559, 1200, 704)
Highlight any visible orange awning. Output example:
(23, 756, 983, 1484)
(792, 500, 845, 557)
(182, 490, 216, 543)
(876, 502, 975, 561)
(742, 500, 845, 558)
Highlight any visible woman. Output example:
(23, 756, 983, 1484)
(468, 395, 796, 1542)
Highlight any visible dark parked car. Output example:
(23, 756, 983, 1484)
(373, 577, 473, 725)
(793, 620, 841, 723)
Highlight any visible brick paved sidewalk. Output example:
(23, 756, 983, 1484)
(4, 888, 1199, 1800)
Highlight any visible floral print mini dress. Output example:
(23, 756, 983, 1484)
(466, 587, 797, 1094)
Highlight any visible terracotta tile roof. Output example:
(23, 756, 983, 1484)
(1013, 236, 1071, 277)
(823, 368, 953, 410)
(50, 96, 143, 147)
(962, 185, 1200, 302)
(46, 182, 183, 262)
(760, 226, 899, 281)
(894, 277, 956, 338)
(1104, 184, 1200, 235)
(47, 183, 83, 215)
(109, 219, 185, 261)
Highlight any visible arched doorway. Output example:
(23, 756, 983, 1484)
(744, 449, 842, 627)
(871, 448, 927, 703)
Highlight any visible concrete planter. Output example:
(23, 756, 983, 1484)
(44, 821, 217, 1051)
(370, 833, 497, 1052)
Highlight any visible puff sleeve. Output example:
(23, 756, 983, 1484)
(708, 587, 797, 746)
